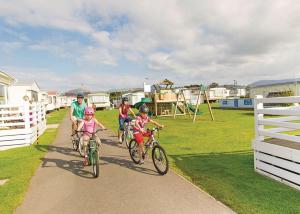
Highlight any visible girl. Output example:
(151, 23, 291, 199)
(118, 97, 136, 143)
(77, 107, 106, 166)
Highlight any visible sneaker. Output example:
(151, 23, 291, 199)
(118, 138, 123, 144)
(83, 155, 88, 166)
(139, 159, 145, 165)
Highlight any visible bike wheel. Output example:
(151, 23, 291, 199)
(152, 145, 169, 175)
(92, 151, 99, 178)
(129, 139, 140, 164)
(124, 130, 132, 148)
(72, 139, 78, 151)
(78, 141, 85, 157)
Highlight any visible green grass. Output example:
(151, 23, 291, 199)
(95, 106, 300, 214)
(46, 108, 69, 124)
(0, 109, 68, 214)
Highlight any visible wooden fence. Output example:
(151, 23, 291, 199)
(0, 102, 46, 150)
(253, 95, 300, 190)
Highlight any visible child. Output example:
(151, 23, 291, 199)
(118, 97, 136, 143)
(77, 107, 106, 166)
(133, 105, 164, 164)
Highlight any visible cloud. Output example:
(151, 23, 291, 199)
(0, 0, 300, 88)
(2, 65, 148, 91)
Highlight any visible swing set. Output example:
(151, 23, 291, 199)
(173, 85, 215, 123)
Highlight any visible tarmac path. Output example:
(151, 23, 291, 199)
(15, 115, 234, 214)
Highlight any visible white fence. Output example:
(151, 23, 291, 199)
(253, 95, 300, 190)
(0, 102, 47, 150)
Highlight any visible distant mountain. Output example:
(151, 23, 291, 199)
(63, 87, 91, 96)
(107, 87, 143, 93)
(249, 79, 300, 88)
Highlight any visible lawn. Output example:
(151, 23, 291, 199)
(95, 106, 300, 214)
(0, 109, 68, 214)
(46, 108, 69, 124)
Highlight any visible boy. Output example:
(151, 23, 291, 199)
(133, 105, 164, 164)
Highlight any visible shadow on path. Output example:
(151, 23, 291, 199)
(101, 138, 127, 150)
(101, 155, 160, 176)
(41, 158, 95, 179)
(34, 144, 81, 158)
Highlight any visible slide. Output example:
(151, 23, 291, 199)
(187, 103, 203, 115)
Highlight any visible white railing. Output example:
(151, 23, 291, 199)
(254, 95, 300, 143)
(253, 95, 300, 190)
(0, 102, 47, 150)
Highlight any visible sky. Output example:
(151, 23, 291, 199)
(0, 0, 300, 92)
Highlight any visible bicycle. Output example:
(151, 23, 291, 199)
(121, 117, 135, 148)
(77, 129, 104, 178)
(128, 127, 169, 175)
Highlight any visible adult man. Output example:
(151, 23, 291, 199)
(70, 92, 87, 133)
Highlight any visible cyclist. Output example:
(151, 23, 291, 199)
(70, 92, 87, 134)
(133, 105, 164, 164)
(77, 107, 106, 166)
(118, 97, 136, 143)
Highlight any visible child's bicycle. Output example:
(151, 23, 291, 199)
(71, 119, 85, 156)
(122, 117, 135, 148)
(76, 129, 104, 178)
(128, 127, 169, 175)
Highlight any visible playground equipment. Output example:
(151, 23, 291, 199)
(174, 85, 214, 122)
(134, 79, 214, 123)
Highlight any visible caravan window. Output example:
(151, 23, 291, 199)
(90, 96, 108, 103)
(48, 96, 53, 104)
(0, 84, 6, 104)
(31, 91, 38, 102)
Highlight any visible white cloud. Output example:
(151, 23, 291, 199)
(1, 0, 300, 88)
(2, 65, 146, 91)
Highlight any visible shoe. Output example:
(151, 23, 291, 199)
(142, 152, 145, 160)
(139, 159, 144, 165)
(118, 138, 123, 144)
(83, 155, 88, 166)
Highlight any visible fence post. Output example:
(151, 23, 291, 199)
(36, 103, 39, 144)
(254, 95, 264, 141)
(23, 101, 31, 145)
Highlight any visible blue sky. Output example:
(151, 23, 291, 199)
(0, 0, 300, 92)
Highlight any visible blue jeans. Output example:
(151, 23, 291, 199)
(119, 117, 131, 131)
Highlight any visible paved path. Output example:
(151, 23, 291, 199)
(15, 115, 235, 214)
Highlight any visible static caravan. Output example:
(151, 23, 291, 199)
(208, 87, 228, 101)
(47, 91, 58, 112)
(219, 98, 254, 109)
(122, 91, 145, 106)
(57, 95, 68, 108)
(7, 81, 41, 105)
(87, 93, 111, 110)
(0, 71, 15, 105)
(39, 91, 48, 104)
(182, 88, 204, 105)
(67, 96, 76, 107)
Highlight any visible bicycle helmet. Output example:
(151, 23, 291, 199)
(84, 107, 94, 115)
(77, 92, 84, 98)
(139, 104, 149, 113)
(122, 97, 129, 102)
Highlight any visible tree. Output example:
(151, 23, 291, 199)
(208, 82, 219, 88)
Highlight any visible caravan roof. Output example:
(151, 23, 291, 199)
(0, 71, 15, 85)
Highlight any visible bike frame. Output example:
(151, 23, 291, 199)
(143, 129, 159, 155)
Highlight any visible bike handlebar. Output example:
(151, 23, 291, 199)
(147, 127, 163, 132)
(75, 128, 107, 135)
